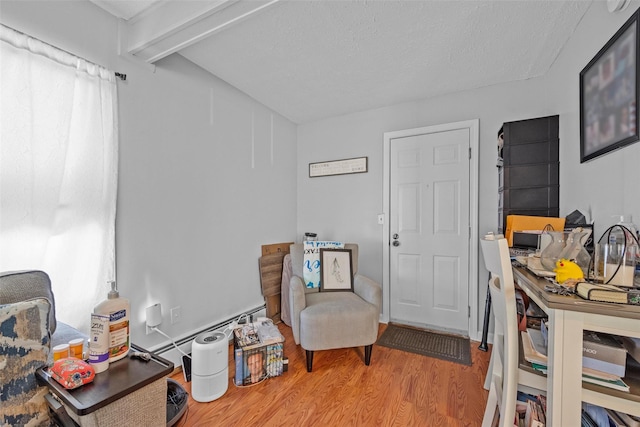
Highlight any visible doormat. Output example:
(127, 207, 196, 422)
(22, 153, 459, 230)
(376, 323, 472, 366)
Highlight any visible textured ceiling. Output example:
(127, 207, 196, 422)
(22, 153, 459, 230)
(92, 0, 593, 124)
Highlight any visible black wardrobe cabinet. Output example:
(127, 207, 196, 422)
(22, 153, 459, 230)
(497, 115, 560, 234)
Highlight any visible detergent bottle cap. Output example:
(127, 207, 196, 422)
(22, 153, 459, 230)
(107, 281, 119, 299)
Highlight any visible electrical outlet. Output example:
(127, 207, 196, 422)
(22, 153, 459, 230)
(171, 306, 182, 324)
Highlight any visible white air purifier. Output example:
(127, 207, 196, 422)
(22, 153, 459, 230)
(191, 331, 228, 402)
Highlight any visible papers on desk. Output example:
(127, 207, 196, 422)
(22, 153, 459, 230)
(521, 329, 547, 366)
(233, 320, 284, 350)
(527, 328, 547, 357)
(521, 330, 630, 392)
(514, 254, 556, 278)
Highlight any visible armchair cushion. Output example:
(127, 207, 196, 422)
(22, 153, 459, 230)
(1, 298, 52, 426)
(300, 292, 379, 351)
(0, 270, 56, 335)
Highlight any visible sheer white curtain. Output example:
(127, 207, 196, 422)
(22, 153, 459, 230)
(0, 25, 118, 333)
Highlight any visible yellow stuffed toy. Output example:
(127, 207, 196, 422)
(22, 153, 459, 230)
(554, 258, 584, 284)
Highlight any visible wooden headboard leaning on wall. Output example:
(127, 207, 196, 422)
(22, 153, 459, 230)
(259, 242, 294, 323)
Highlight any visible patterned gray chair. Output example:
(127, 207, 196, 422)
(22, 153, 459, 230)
(288, 243, 382, 372)
(0, 270, 57, 335)
(1, 271, 55, 426)
(1, 270, 86, 426)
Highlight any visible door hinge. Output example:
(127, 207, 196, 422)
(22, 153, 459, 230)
(468, 306, 471, 318)
(469, 147, 472, 159)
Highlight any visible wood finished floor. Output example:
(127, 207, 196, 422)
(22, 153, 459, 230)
(170, 323, 490, 427)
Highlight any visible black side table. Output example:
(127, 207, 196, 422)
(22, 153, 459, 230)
(37, 344, 174, 426)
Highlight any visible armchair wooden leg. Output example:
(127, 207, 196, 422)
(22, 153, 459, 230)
(306, 350, 314, 372)
(364, 344, 373, 366)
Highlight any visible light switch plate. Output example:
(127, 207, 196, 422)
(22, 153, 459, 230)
(171, 306, 182, 324)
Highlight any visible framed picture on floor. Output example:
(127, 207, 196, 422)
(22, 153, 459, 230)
(580, 8, 640, 163)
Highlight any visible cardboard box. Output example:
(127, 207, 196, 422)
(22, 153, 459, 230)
(539, 324, 628, 377)
(583, 330, 627, 377)
(505, 215, 565, 247)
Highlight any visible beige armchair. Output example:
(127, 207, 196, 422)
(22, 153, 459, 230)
(288, 243, 382, 372)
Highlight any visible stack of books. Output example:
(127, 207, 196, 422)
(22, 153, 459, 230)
(605, 407, 640, 427)
(582, 402, 640, 427)
(514, 392, 546, 427)
(522, 328, 630, 392)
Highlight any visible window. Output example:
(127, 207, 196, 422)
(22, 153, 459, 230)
(0, 24, 119, 332)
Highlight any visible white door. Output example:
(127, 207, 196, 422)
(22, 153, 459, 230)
(389, 126, 471, 334)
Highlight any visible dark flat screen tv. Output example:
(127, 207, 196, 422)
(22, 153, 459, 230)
(580, 8, 640, 163)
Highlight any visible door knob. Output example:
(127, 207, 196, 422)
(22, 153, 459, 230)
(392, 240, 400, 247)
(392, 233, 399, 239)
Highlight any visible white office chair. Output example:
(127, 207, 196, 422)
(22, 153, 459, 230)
(480, 234, 546, 427)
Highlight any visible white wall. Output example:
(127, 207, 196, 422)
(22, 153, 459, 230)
(1, 0, 298, 350)
(297, 1, 640, 339)
(545, 1, 640, 229)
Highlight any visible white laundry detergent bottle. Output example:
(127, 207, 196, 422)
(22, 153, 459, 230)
(94, 280, 130, 363)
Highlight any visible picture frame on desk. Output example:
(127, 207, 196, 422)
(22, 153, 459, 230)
(580, 8, 640, 163)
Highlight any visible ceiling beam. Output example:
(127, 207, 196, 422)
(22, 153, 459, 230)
(123, 0, 281, 64)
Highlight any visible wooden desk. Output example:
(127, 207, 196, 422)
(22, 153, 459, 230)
(513, 266, 640, 425)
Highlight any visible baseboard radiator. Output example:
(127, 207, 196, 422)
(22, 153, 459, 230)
(152, 305, 266, 367)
